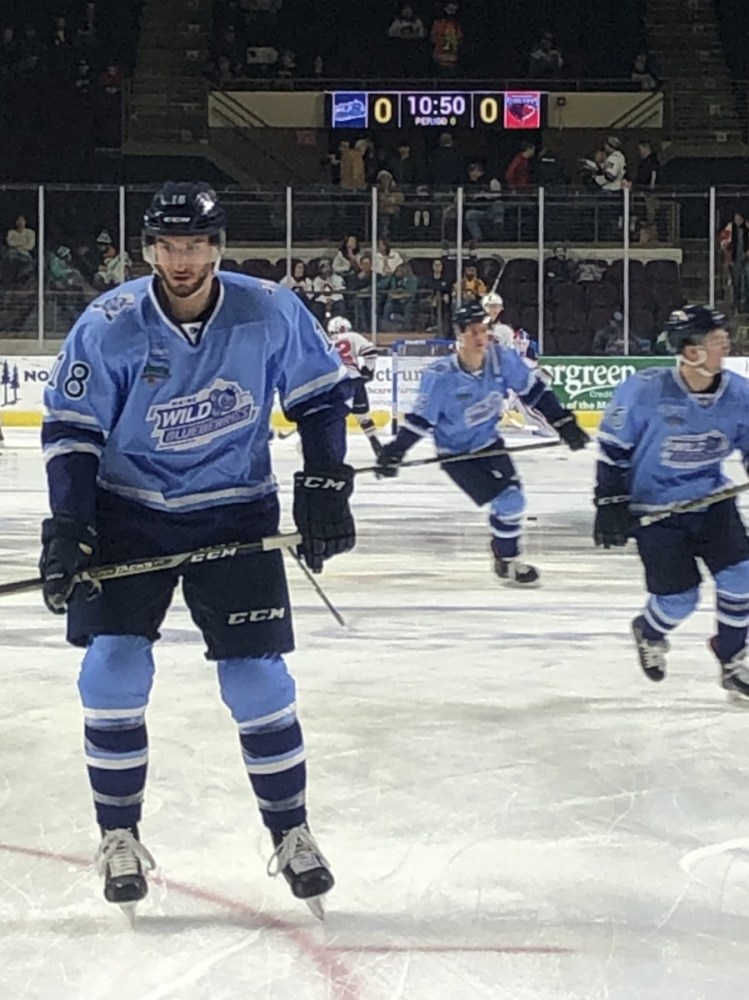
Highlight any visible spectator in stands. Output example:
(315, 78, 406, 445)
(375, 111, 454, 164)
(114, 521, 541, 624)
(388, 5, 426, 40)
(505, 142, 536, 193)
(333, 235, 361, 281)
(99, 63, 123, 95)
(6, 215, 35, 283)
(389, 141, 419, 186)
(430, 132, 463, 189)
(312, 259, 346, 322)
(375, 238, 404, 276)
(631, 139, 660, 238)
(92, 231, 132, 290)
(74, 58, 93, 94)
(47, 246, 85, 289)
(214, 24, 245, 74)
(51, 15, 71, 49)
(544, 246, 578, 285)
(528, 32, 563, 79)
(592, 311, 625, 355)
(422, 257, 452, 333)
(0, 27, 18, 76)
(76, 2, 99, 51)
(338, 139, 368, 191)
(17, 24, 42, 75)
(536, 143, 570, 187)
(581, 136, 627, 192)
(275, 48, 297, 80)
(454, 260, 487, 303)
(353, 252, 375, 330)
(280, 260, 314, 305)
(464, 162, 504, 243)
(382, 261, 418, 330)
(212, 55, 237, 87)
(719, 210, 749, 311)
(430, 3, 462, 77)
(633, 139, 659, 190)
(312, 54, 325, 79)
(631, 52, 660, 91)
(376, 169, 404, 239)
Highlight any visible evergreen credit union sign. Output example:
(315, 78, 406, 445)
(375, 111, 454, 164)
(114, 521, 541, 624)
(540, 356, 673, 412)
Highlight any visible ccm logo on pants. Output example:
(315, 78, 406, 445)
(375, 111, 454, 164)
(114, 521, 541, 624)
(227, 608, 287, 625)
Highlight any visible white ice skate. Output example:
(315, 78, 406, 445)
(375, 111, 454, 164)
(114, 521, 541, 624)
(96, 828, 156, 925)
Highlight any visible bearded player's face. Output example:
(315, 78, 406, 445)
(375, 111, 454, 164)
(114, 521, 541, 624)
(152, 236, 215, 299)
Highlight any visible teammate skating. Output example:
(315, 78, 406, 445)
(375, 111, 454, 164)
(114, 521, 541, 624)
(376, 302, 589, 585)
(595, 305, 749, 703)
(38, 182, 354, 918)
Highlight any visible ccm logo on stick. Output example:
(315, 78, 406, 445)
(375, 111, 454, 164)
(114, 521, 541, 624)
(302, 476, 346, 490)
(228, 608, 287, 625)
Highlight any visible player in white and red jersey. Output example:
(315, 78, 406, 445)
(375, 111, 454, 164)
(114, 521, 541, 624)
(482, 292, 515, 348)
(327, 317, 382, 456)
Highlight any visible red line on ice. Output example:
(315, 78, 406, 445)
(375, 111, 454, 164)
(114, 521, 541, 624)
(0, 841, 362, 1000)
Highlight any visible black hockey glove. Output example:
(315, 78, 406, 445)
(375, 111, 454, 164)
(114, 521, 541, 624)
(375, 441, 406, 479)
(552, 412, 590, 451)
(593, 493, 635, 549)
(293, 465, 355, 573)
(39, 515, 100, 614)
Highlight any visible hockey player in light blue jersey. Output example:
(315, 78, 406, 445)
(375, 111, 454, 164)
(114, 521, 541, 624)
(375, 301, 589, 586)
(595, 305, 749, 702)
(38, 182, 355, 918)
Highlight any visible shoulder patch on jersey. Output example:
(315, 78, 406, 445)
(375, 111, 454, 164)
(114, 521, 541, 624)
(607, 405, 628, 430)
(430, 359, 452, 375)
(91, 292, 136, 323)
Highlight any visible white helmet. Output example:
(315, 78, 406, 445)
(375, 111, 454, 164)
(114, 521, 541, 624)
(327, 316, 352, 336)
(482, 292, 503, 310)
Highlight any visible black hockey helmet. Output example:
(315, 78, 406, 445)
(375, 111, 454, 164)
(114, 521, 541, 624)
(142, 182, 226, 258)
(454, 300, 488, 331)
(664, 304, 728, 352)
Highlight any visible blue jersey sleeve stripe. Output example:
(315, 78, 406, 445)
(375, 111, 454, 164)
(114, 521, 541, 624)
(598, 429, 634, 449)
(282, 366, 348, 409)
(43, 440, 103, 463)
(44, 407, 104, 430)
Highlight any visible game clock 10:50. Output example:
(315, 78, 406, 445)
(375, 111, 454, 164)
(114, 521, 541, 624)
(369, 92, 506, 128)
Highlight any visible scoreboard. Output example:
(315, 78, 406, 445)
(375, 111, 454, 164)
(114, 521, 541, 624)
(327, 91, 544, 130)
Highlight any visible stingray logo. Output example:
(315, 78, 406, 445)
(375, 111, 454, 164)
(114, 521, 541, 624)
(465, 391, 504, 426)
(504, 92, 541, 130)
(661, 430, 731, 468)
(92, 292, 135, 322)
(147, 378, 259, 451)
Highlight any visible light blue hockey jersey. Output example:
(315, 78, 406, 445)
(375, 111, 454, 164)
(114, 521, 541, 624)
(403, 344, 540, 455)
(43, 273, 348, 515)
(597, 366, 749, 513)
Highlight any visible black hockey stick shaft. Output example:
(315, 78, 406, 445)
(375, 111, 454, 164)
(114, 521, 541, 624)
(287, 547, 347, 628)
(639, 481, 749, 526)
(354, 439, 560, 476)
(0, 531, 302, 598)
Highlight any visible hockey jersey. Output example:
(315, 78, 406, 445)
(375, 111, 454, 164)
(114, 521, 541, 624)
(43, 273, 348, 517)
(597, 366, 749, 513)
(403, 343, 554, 455)
(329, 330, 378, 380)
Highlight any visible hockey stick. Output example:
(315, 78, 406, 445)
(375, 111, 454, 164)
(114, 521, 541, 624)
(354, 439, 560, 476)
(287, 547, 346, 628)
(277, 427, 298, 440)
(639, 481, 749, 526)
(0, 531, 302, 599)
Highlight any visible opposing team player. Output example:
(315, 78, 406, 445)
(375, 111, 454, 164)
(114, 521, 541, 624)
(594, 305, 749, 701)
(376, 302, 589, 586)
(38, 182, 355, 918)
(482, 292, 514, 347)
(327, 316, 383, 456)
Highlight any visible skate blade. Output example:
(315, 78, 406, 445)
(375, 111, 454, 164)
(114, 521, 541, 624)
(725, 689, 749, 708)
(500, 578, 542, 589)
(304, 895, 326, 921)
(119, 903, 139, 928)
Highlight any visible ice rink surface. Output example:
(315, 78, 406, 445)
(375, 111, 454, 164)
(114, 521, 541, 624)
(2, 427, 749, 1000)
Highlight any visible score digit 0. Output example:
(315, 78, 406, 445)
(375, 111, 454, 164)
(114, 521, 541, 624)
(478, 96, 499, 125)
(373, 96, 394, 125)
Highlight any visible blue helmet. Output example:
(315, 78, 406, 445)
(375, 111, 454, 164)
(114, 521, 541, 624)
(454, 301, 488, 331)
(664, 305, 727, 352)
(142, 181, 227, 241)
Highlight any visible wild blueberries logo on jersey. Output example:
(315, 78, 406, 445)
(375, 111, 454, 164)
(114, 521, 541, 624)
(147, 378, 259, 451)
(465, 391, 504, 426)
(92, 292, 135, 322)
(661, 431, 731, 468)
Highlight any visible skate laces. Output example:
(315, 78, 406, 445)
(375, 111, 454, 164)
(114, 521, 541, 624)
(639, 636, 669, 669)
(267, 825, 328, 878)
(723, 649, 749, 680)
(96, 829, 156, 879)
